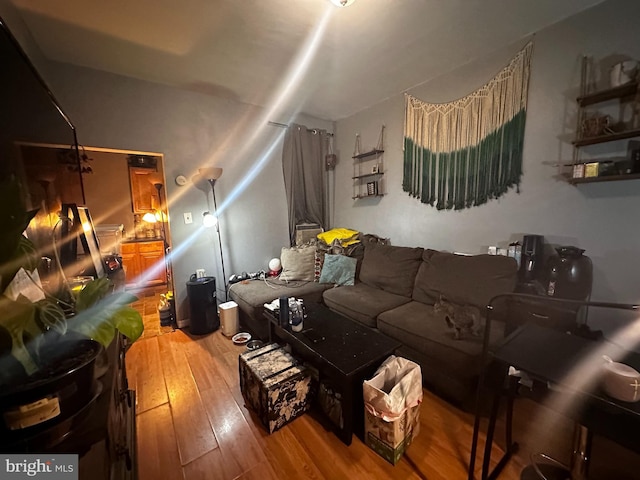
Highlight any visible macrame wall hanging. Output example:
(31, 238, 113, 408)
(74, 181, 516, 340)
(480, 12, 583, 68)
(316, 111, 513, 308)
(403, 42, 533, 210)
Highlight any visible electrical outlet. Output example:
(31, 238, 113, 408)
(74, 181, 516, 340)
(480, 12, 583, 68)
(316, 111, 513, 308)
(183, 212, 193, 224)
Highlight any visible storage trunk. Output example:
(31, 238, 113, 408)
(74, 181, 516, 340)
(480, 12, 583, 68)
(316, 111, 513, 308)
(239, 343, 311, 433)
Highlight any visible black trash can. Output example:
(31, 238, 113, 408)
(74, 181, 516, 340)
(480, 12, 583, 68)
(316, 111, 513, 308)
(186, 276, 219, 335)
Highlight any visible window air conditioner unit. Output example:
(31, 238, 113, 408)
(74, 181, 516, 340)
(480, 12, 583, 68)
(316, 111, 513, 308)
(295, 223, 323, 246)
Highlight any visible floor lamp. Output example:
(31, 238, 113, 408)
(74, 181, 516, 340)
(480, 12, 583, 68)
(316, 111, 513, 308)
(199, 167, 228, 301)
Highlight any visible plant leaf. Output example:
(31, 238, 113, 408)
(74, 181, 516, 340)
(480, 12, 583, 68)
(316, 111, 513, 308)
(0, 296, 41, 375)
(75, 277, 111, 312)
(67, 290, 143, 347)
(67, 310, 117, 348)
(35, 299, 67, 335)
(111, 307, 144, 342)
(16, 235, 41, 273)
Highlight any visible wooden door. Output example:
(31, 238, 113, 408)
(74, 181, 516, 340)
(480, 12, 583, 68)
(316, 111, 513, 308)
(129, 168, 159, 213)
(120, 243, 140, 287)
(138, 241, 167, 286)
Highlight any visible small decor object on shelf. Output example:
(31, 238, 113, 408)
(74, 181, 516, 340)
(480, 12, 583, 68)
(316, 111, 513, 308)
(584, 162, 599, 177)
(371, 165, 379, 174)
(610, 60, 638, 88)
(627, 140, 640, 171)
(572, 164, 585, 179)
(581, 113, 614, 138)
(367, 181, 378, 196)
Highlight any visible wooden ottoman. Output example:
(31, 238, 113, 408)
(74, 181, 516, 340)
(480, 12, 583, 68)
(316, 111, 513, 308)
(239, 343, 312, 433)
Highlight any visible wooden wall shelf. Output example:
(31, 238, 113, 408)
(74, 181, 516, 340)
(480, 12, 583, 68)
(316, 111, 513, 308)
(569, 56, 640, 185)
(569, 172, 640, 184)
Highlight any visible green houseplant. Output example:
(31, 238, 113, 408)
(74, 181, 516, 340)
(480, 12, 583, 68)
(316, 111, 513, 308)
(0, 175, 143, 437)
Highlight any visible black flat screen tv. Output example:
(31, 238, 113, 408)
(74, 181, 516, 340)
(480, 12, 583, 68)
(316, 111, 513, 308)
(0, 15, 80, 190)
(0, 16, 88, 292)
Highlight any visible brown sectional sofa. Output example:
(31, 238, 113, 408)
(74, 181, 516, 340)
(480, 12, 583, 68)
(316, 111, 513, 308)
(229, 241, 517, 407)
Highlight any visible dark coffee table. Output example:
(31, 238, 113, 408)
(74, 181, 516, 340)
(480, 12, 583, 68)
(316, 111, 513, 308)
(264, 302, 401, 445)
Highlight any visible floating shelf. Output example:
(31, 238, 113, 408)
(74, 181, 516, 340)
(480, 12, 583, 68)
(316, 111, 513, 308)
(577, 82, 638, 107)
(352, 172, 384, 180)
(352, 149, 384, 160)
(352, 194, 385, 199)
(570, 57, 640, 189)
(569, 172, 640, 184)
(352, 126, 385, 200)
(573, 128, 640, 147)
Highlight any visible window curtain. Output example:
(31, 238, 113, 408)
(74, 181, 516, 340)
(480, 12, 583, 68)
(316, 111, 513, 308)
(282, 124, 328, 246)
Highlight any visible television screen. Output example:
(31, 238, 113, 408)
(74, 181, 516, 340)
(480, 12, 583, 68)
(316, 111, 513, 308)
(0, 16, 85, 295)
(0, 17, 79, 187)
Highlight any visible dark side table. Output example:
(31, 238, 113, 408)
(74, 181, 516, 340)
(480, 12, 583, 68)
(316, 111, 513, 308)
(264, 303, 401, 445)
(470, 321, 640, 480)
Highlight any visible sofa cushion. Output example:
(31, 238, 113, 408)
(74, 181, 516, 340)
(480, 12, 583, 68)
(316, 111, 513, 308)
(280, 244, 316, 281)
(377, 301, 505, 379)
(323, 283, 411, 328)
(412, 250, 517, 308)
(359, 243, 424, 297)
(319, 254, 357, 286)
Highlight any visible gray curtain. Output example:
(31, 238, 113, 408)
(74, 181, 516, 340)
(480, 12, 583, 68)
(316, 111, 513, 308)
(282, 124, 327, 246)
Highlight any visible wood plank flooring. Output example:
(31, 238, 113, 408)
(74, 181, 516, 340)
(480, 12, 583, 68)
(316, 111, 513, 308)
(126, 292, 640, 480)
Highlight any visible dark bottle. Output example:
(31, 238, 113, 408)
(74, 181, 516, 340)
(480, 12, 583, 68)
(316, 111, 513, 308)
(278, 296, 289, 328)
(545, 246, 593, 300)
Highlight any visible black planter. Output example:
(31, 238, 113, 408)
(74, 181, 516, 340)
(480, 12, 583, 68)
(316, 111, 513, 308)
(544, 246, 593, 301)
(0, 338, 102, 449)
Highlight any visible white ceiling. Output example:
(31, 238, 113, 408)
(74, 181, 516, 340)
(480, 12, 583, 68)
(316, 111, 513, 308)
(9, 0, 604, 121)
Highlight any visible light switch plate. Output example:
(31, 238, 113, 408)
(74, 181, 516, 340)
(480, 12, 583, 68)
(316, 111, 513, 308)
(183, 212, 193, 224)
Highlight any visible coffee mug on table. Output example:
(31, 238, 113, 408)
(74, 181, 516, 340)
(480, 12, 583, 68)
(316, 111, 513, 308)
(196, 269, 206, 279)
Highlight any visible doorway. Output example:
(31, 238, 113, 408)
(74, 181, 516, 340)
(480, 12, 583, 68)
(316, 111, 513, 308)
(20, 144, 173, 293)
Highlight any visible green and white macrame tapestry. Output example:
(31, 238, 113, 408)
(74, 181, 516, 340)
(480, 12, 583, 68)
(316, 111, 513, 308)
(403, 42, 533, 210)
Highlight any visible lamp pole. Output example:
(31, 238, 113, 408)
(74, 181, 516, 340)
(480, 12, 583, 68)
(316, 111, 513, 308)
(153, 182, 174, 295)
(207, 178, 228, 301)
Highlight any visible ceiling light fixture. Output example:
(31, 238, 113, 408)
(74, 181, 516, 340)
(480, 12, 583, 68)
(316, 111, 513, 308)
(329, 0, 355, 7)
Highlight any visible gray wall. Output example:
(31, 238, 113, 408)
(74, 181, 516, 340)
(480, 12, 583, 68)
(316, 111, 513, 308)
(4, 0, 638, 319)
(41, 63, 332, 321)
(333, 0, 640, 306)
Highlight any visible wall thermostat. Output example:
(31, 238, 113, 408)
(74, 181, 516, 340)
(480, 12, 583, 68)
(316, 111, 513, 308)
(175, 175, 187, 186)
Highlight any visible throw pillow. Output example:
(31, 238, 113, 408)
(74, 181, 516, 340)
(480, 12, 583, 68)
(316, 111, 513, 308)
(280, 244, 316, 282)
(319, 254, 357, 286)
(317, 228, 359, 247)
(314, 246, 329, 282)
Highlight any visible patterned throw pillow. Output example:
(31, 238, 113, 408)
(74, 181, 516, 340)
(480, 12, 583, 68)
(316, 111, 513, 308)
(314, 242, 331, 282)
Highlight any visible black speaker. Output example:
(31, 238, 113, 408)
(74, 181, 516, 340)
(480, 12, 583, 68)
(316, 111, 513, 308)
(519, 234, 544, 282)
(186, 277, 219, 335)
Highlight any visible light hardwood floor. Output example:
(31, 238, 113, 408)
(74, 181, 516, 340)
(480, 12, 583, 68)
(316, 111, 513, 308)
(126, 291, 640, 480)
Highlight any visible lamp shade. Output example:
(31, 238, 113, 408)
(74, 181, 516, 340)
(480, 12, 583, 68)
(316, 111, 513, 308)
(203, 211, 218, 228)
(199, 167, 223, 180)
(142, 212, 157, 223)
